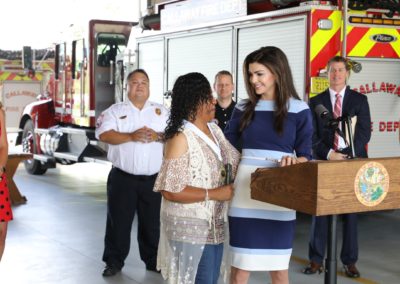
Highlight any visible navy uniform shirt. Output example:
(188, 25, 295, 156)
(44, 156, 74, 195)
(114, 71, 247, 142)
(215, 100, 236, 130)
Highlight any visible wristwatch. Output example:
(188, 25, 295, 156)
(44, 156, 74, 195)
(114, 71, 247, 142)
(156, 132, 164, 142)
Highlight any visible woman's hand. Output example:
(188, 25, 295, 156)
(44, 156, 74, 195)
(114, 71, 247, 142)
(209, 184, 234, 201)
(280, 156, 308, 167)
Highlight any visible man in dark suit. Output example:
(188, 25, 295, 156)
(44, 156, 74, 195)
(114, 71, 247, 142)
(303, 56, 371, 278)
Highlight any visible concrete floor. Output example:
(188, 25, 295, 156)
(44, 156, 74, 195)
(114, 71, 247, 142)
(0, 162, 399, 284)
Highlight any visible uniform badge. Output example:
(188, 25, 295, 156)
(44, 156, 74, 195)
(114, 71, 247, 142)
(155, 108, 161, 115)
(96, 113, 104, 128)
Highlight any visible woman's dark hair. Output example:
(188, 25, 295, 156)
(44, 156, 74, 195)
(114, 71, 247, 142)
(164, 72, 212, 140)
(240, 46, 300, 134)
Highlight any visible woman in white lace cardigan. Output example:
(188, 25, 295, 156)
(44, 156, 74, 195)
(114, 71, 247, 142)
(154, 72, 240, 284)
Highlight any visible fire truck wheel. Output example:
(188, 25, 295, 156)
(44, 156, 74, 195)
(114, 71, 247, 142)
(22, 119, 47, 175)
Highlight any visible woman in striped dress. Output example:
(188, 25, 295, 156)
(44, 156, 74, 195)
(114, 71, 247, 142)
(225, 46, 313, 284)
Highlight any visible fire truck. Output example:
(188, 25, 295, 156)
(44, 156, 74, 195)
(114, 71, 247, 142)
(0, 46, 54, 146)
(0, 48, 54, 134)
(17, 0, 400, 175)
(16, 20, 135, 174)
(132, 0, 399, 157)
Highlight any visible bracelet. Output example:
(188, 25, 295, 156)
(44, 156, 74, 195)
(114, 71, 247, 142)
(152, 132, 163, 142)
(204, 189, 209, 202)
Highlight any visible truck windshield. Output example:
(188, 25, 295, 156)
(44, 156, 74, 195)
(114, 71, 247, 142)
(97, 33, 127, 67)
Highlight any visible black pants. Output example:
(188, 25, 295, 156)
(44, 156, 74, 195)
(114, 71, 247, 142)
(308, 213, 358, 265)
(102, 167, 161, 270)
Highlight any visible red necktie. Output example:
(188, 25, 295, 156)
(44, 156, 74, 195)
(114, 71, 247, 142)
(333, 93, 342, 150)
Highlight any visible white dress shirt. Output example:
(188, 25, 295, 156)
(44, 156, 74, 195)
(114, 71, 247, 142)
(326, 86, 347, 160)
(95, 100, 168, 175)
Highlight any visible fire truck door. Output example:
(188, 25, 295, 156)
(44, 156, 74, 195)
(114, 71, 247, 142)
(236, 16, 307, 101)
(137, 39, 164, 104)
(71, 39, 88, 122)
(347, 59, 400, 158)
(166, 29, 233, 102)
(2, 81, 41, 128)
(94, 33, 127, 121)
(55, 43, 66, 114)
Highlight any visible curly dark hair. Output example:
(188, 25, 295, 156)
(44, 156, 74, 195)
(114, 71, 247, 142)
(164, 72, 212, 140)
(240, 46, 300, 135)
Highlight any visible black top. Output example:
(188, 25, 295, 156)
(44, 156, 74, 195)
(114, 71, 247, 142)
(215, 100, 236, 130)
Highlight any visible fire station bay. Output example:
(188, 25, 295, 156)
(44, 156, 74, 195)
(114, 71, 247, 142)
(0, 1, 399, 284)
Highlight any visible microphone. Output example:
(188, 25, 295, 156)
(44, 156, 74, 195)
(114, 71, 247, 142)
(314, 104, 339, 128)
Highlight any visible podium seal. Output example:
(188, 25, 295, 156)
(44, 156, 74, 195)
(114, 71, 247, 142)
(354, 162, 389, 206)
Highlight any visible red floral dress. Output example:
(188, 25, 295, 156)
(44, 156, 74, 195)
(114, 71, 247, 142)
(0, 126, 12, 222)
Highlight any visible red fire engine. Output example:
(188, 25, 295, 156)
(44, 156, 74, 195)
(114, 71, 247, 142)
(133, 0, 399, 157)
(0, 48, 54, 130)
(17, 1, 400, 175)
(16, 20, 134, 174)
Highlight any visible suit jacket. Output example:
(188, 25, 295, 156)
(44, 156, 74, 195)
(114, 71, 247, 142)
(309, 86, 371, 159)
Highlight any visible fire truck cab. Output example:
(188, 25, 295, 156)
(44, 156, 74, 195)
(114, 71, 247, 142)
(17, 20, 134, 174)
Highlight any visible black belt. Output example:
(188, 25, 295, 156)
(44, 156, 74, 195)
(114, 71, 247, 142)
(113, 167, 158, 181)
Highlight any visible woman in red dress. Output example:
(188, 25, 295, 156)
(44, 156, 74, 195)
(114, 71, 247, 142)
(0, 103, 12, 261)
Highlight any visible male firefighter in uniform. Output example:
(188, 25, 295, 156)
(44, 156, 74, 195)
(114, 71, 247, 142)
(96, 69, 168, 277)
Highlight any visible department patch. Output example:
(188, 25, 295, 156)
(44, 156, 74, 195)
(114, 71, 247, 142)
(354, 162, 389, 207)
(155, 108, 161, 115)
(96, 113, 104, 128)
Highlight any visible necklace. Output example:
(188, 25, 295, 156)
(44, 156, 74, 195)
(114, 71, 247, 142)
(183, 120, 222, 161)
(203, 129, 215, 142)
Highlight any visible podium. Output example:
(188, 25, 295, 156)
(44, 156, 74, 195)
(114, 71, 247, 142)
(251, 157, 400, 283)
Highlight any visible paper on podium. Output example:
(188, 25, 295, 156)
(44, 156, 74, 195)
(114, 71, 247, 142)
(345, 116, 357, 142)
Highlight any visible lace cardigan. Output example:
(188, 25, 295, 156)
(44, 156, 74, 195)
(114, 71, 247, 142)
(154, 123, 239, 284)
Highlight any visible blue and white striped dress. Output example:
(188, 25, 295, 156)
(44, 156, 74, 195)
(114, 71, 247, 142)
(224, 98, 313, 271)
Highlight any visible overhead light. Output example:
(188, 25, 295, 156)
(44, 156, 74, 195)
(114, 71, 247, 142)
(349, 16, 399, 26)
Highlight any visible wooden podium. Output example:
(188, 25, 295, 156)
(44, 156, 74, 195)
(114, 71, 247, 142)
(251, 157, 400, 283)
(251, 157, 400, 216)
